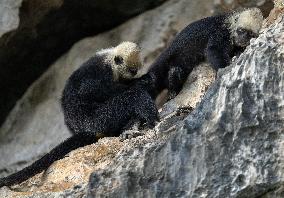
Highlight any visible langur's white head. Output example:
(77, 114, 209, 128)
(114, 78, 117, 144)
(97, 41, 143, 81)
(228, 8, 264, 47)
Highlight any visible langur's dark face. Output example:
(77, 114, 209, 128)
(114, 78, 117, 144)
(234, 28, 258, 47)
(114, 55, 139, 79)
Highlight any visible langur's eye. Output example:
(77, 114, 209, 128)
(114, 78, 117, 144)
(114, 56, 124, 65)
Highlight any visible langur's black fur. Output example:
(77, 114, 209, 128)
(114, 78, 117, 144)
(0, 42, 158, 187)
(138, 8, 264, 99)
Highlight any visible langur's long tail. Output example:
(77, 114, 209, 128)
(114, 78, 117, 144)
(0, 132, 98, 187)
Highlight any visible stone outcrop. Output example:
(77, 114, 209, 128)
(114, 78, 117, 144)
(88, 13, 284, 198)
(161, 63, 216, 117)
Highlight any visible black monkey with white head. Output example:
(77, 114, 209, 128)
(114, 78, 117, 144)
(0, 42, 158, 187)
(139, 8, 264, 99)
(62, 41, 157, 135)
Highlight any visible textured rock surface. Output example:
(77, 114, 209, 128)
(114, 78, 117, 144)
(0, 125, 177, 197)
(87, 15, 284, 197)
(264, 0, 284, 27)
(161, 63, 216, 117)
(0, 0, 167, 126)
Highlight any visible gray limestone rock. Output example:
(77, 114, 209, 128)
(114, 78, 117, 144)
(88, 14, 284, 198)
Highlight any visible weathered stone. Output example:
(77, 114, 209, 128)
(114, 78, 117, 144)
(161, 63, 216, 117)
(87, 14, 284, 198)
(0, 127, 173, 197)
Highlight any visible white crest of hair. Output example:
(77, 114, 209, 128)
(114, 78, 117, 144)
(96, 46, 119, 81)
(96, 41, 141, 81)
(115, 41, 141, 67)
(228, 7, 264, 34)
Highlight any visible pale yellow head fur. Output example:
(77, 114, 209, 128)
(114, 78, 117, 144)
(228, 8, 263, 34)
(97, 41, 142, 81)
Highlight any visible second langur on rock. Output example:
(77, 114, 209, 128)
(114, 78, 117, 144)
(137, 7, 264, 99)
(0, 42, 158, 188)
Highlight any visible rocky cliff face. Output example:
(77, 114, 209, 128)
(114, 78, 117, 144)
(88, 13, 284, 198)
(0, 0, 282, 197)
